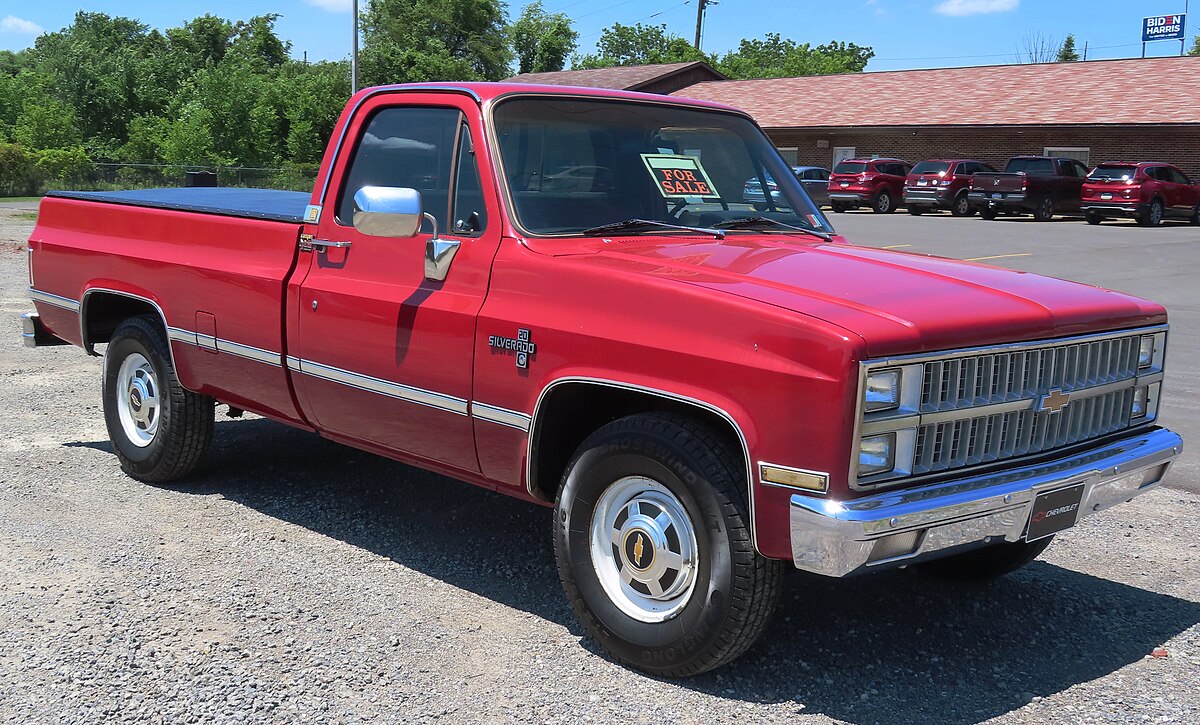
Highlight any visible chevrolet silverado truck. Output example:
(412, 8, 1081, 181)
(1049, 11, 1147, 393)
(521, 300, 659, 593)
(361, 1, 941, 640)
(23, 83, 1182, 677)
(969, 156, 1089, 221)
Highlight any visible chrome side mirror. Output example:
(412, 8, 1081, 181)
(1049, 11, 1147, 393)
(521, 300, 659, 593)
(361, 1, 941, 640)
(352, 186, 422, 237)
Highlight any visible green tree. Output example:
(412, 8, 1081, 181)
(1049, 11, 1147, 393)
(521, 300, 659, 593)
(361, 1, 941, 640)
(718, 35, 873, 78)
(573, 23, 709, 69)
(1189, 35, 1199, 55)
(167, 15, 235, 71)
(510, 1, 578, 74)
(360, 0, 511, 85)
(1057, 34, 1080, 62)
(13, 97, 81, 149)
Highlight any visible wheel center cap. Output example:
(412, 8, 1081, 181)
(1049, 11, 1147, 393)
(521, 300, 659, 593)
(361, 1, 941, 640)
(129, 388, 143, 410)
(622, 528, 655, 572)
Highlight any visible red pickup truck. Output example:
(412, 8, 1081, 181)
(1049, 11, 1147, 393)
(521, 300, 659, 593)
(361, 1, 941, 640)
(969, 156, 1089, 221)
(23, 83, 1182, 677)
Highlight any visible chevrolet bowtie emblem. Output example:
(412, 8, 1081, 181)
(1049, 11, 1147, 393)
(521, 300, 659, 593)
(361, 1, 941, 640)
(633, 534, 645, 567)
(1037, 389, 1071, 414)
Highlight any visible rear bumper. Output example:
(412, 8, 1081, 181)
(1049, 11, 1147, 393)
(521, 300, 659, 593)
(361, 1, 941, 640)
(968, 191, 1030, 211)
(20, 312, 68, 348)
(789, 427, 1181, 577)
(1081, 203, 1146, 218)
(903, 188, 951, 206)
(829, 192, 870, 204)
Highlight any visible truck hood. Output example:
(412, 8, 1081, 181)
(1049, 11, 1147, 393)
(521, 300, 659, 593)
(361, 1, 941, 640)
(568, 236, 1165, 358)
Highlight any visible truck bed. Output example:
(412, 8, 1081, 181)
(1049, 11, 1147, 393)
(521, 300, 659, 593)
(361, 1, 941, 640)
(46, 188, 311, 224)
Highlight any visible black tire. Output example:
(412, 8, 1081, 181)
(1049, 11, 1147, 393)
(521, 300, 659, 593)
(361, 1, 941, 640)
(917, 536, 1053, 580)
(979, 207, 998, 220)
(1085, 212, 1102, 225)
(951, 193, 972, 217)
(872, 190, 895, 214)
(907, 206, 925, 216)
(1137, 198, 1164, 227)
(1191, 205, 1200, 225)
(830, 201, 847, 213)
(1033, 195, 1055, 222)
(554, 413, 782, 677)
(102, 315, 214, 483)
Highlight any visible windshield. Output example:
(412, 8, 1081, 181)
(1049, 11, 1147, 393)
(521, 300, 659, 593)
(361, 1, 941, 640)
(833, 161, 868, 174)
(1088, 165, 1137, 181)
(1006, 158, 1056, 175)
(493, 97, 831, 236)
(911, 161, 951, 175)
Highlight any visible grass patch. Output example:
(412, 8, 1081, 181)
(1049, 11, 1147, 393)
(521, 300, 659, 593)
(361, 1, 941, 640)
(0, 196, 43, 203)
(14, 212, 38, 222)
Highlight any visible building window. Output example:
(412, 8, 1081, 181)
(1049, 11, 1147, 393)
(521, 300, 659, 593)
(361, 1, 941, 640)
(776, 146, 798, 164)
(1045, 147, 1090, 165)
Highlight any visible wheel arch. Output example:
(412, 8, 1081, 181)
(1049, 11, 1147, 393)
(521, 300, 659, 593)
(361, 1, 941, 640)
(526, 377, 758, 549)
(80, 288, 177, 366)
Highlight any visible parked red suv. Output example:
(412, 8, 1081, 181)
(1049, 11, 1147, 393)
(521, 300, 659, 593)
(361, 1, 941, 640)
(1081, 162, 1200, 226)
(828, 158, 911, 214)
(903, 159, 997, 217)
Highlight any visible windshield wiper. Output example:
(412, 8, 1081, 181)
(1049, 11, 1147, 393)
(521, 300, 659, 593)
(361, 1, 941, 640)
(582, 218, 725, 239)
(712, 216, 833, 241)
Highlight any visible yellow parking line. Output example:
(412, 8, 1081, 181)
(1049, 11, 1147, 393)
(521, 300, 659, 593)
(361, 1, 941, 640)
(964, 253, 1032, 262)
(882, 244, 911, 249)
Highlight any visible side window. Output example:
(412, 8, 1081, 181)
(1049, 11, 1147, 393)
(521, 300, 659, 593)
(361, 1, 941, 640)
(336, 106, 462, 231)
(1169, 167, 1191, 185)
(1073, 161, 1089, 178)
(1060, 161, 1080, 178)
(452, 126, 487, 235)
(816, 168, 829, 180)
(1144, 167, 1164, 182)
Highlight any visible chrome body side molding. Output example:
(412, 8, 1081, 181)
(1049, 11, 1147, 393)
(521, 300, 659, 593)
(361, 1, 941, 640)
(471, 402, 532, 432)
(290, 357, 470, 416)
(29, 288, 81, 313)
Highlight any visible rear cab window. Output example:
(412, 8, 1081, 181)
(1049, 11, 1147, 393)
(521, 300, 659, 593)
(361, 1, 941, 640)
(1006, 158, 1056, 176)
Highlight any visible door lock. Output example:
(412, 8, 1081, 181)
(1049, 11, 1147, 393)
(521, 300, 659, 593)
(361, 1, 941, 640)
(311, 300, 318, 310)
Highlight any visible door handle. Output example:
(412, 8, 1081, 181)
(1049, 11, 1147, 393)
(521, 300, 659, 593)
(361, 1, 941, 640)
(311, 239, 351, 251)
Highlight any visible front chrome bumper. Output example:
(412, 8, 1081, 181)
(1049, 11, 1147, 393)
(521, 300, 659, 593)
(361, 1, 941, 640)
(790, 428, 1181, 577)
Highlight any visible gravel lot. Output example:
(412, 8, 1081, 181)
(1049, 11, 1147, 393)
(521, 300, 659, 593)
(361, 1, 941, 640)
(1, 205, 1197, 724)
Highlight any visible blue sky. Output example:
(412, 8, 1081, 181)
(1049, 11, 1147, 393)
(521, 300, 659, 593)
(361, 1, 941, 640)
(1, 0, 1193, 71)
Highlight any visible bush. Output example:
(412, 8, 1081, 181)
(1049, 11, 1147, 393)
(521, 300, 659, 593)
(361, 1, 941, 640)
(0, 144, 40, 196)
(35, 146, 94, 188)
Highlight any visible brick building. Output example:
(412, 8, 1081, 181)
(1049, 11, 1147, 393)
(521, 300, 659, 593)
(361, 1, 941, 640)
(507, 56, 1200, 178)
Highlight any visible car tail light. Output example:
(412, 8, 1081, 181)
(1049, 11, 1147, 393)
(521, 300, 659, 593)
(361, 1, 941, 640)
(1021, 177, 1028, 190)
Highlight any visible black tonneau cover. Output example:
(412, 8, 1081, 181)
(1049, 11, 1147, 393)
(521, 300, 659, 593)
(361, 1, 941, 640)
(45, 188, 311, 224)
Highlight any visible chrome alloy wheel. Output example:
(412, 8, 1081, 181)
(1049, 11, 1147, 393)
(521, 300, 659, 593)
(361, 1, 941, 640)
(116, 352, 160, 447)
(589, 476, 699, 623)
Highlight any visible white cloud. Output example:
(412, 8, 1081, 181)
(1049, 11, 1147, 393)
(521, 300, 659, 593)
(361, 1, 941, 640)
(1, 15, 44, 34)
(303, 0, 353, 11)
(933, 0, 1019, 17)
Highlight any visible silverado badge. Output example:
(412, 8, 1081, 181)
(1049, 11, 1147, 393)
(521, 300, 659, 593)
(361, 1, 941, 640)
(489, 328, 537, 369)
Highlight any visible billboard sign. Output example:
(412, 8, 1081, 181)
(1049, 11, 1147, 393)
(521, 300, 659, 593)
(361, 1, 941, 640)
(1142, 14, 1186, 42)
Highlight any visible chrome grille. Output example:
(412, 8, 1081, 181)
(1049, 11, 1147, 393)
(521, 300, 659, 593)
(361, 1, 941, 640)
(921, 335, 1139, 411)
(911, 387, 1134, 475)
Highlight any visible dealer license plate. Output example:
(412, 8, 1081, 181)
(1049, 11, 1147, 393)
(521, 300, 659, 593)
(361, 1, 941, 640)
(1101, 193, 1113, 200)
(840, 181, 850, 187)
(990, 193, 1002, 199)
(1026, 483, 1085, 541)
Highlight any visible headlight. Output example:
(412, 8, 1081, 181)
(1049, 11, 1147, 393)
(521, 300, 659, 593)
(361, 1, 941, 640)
(1131, 386, 1149, 418)
(859, 433, 896, 475)
(1138, 335, 1155, 369)
(864, 369, 900, 412)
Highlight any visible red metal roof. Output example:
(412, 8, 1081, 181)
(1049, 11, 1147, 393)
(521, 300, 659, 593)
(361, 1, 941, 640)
(673, 56, 1200, 128)
(506, 62, 725, 90)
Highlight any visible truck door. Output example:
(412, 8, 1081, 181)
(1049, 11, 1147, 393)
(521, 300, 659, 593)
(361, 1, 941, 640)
(287, 95, 501, 474)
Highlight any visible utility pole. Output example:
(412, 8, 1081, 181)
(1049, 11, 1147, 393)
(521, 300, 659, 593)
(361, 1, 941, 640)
(352, 0, 359, 94)
(694, 0, 715, 50)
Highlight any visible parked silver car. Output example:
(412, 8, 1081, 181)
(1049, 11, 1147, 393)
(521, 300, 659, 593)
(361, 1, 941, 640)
(743, 166, 831, 208)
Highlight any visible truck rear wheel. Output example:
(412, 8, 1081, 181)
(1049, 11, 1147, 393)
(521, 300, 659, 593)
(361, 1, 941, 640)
(103, 315, 214, 483)
(917, 536, 1053, 580)
(553, 413, 782, 677)
(1033, 195, 1055, 222)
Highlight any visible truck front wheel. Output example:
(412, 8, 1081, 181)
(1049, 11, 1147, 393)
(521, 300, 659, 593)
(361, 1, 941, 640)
(103, 315, 214, 483)
(553, 413, 782, 677)
(916, 536, 1053, 580)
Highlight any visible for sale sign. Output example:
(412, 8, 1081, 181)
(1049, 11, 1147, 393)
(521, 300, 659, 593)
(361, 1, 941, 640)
(641, 154, 721, 200)
(1142, 14, 1186, 42)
